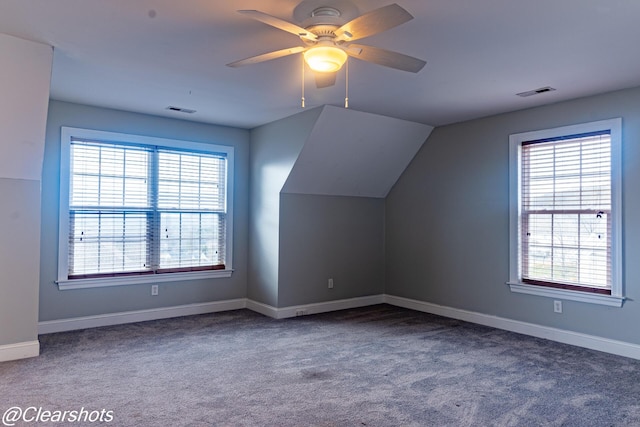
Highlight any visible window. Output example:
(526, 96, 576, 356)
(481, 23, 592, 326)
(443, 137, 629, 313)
(57, 127, 233, 289)
(508, 119, 623, 307)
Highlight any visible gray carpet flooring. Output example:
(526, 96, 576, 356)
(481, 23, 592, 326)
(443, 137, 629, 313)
(1, 304, 640, 426)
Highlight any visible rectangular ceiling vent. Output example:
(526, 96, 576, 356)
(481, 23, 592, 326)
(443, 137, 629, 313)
(516, 86, 556, 98)
(166, 106, 196, 114)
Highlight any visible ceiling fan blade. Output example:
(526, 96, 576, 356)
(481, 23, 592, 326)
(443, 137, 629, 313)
(335, 4, 413, 42)
(345, 44, 426, 73)
(313, 71, 337, 88)
(226, 46, 306, 68)
(237, 10, 318, 41)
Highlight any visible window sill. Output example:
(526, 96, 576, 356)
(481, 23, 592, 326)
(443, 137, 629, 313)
(57, 269, 233, 290)
(507, 282, 625, 307)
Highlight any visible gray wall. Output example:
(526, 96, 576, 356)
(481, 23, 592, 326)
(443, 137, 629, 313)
(249, 107, 389, 308)
(0, 179, 42, 344)
(37, 81, 640, 349)
(248, 108, 322, 306)
(40, 100, 250, 321)
(386, 86, 640, 344)
(0, 34, 52, 351)
(278, 193, 385, 307)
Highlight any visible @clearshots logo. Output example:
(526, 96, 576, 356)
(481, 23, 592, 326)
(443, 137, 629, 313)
(2, 406, 114, 425)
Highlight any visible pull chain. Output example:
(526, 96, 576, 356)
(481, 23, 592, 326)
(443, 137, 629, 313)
(344, 57, 349, 109)
(301, 54, 306, 108)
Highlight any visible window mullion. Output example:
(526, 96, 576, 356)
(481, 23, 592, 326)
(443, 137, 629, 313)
(551, 146, 556, 281)
(577, 142, 583, 284)
(97, 147, 103, 274)
(150, 147, 160, 273)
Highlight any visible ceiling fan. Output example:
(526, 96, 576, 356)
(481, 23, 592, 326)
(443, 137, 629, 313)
(227, 3, 426, 88)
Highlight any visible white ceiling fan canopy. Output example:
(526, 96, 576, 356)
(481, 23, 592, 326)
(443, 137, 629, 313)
(294, 0, 360, 26)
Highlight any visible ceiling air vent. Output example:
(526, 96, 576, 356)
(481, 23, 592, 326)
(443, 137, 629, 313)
(516, 86, 556, 98)
(166, 106, 196, 114)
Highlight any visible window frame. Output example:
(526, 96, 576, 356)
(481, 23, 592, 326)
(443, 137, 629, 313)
(508, 118, 624, 307)
(57, 127, 234, 290)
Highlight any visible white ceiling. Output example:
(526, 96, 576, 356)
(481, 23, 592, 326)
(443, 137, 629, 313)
(1, 0, 640, 129)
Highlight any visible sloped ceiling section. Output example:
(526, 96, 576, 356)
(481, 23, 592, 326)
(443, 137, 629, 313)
(282, 105, 433, 198)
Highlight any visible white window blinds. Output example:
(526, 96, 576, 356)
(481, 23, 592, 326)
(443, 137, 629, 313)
(156, 149, 226, 272)
(68, 139, 227, 279)
(520, 131, 612, 293)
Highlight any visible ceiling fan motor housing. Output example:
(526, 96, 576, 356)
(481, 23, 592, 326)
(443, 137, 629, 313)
(302, 8, 349, 73)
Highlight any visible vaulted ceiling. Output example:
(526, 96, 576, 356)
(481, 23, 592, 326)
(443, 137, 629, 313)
(1, 0, 640, 129)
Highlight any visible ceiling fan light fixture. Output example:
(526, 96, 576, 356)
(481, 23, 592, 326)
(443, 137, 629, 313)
(304, 45, 347, 72)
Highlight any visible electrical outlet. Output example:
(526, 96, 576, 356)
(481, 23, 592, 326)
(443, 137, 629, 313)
(328, 278, 334, 289)
(553, 300, 562, 313)
(151, 284, 159, 296)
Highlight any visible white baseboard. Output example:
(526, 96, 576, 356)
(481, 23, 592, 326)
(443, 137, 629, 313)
(247, 295, 385, 319)
(38, 299, 247, 334)
(245, 299, 279, 318)
(34, 293, 640, 361)
(384, 294, 640, 361)
(37, 296, 383, 333)
(0, 340, 39, 362)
